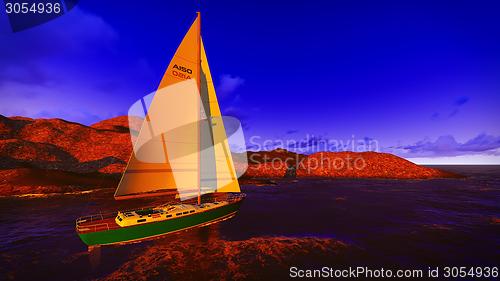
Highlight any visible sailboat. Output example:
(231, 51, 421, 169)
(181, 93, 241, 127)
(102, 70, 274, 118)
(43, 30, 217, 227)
(76, 12, 246, 247)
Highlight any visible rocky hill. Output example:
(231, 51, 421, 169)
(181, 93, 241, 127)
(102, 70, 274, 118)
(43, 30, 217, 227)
(0, 115, 461, 196)
(295, 151, 459, 179)
(0, 115, 132, 173)
(0, 115, 132, 195)
(244, 149, 459, 179)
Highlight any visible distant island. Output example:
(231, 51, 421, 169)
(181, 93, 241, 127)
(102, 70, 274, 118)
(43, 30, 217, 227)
(0, 115, 461, 196)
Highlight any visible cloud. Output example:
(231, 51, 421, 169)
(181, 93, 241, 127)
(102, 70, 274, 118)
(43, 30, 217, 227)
(0, 8, 118, 62)
(0, 8, 155, 125)
(386, 133, 500, 158)
(286, 135, 326, 150)
(0, 79, 123, 124)
(430, 96, 470, 120)
(461, 134, 500, 152)
(454, 96, 470, 106)
(0, 8, 119, 90)
(448, 108, 459, 118)
(0, 63, 51, 87)
(430, 112, 440, 120)
(222, 106, 250, 130)
(217, 74, 244, 97)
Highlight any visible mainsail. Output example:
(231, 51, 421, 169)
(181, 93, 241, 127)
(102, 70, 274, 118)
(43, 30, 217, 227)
(114, 13, 241, 201)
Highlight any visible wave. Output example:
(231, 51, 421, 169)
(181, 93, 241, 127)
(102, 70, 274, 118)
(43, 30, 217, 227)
(1, 188, 113, 199)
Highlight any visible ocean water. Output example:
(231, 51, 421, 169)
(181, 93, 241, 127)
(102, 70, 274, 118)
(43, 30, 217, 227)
(0, 165, 498, 280)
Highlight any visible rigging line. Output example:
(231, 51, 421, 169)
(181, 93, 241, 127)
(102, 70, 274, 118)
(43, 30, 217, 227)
(197, 11, 202, 205)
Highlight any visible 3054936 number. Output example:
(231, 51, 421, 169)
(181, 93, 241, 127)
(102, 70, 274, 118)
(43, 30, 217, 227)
(443, 267, 498, 278)
(5, 2, 62, 14)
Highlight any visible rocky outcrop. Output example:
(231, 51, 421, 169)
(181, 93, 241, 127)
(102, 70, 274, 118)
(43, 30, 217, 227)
(103, 236, 349, 281)
(296, 151, 461, 179)
(0, 115, 132, 195)
(243, 148, 306, 178)
(0, 115, 131, 175)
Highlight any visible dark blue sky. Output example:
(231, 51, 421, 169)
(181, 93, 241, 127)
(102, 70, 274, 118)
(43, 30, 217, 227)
(1, 1, 499, 163)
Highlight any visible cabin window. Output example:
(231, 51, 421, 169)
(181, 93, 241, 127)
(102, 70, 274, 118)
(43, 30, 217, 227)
(166, 214, 172, 218)
(213, 202, 219, 205)
(183, 211, 189, 214)
(189, 210, 195, 213)
(117, 216, 122, 221)
(175, 213, 182, 216)
(137, 219, 146, 223)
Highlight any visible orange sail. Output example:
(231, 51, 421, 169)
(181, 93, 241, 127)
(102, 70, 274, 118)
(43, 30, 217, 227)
(114, 14, 201, 200)
(158, 14, 201, 90)
(114, 13, 241, 201)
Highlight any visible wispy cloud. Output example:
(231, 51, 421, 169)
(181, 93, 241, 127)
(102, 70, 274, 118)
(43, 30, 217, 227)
(386, 133, 500, 158)
(454, 96, 470, 106)
(430, 96, 470, 121)
(223, 106, 250, 130)
(448, 108, 459, 118)
(0, 8, 118, 62)
(287, 135, 327, 150)
(216, 74, 247, 130)
(430, 112, 440, 121)
(217, 74, 244, 97)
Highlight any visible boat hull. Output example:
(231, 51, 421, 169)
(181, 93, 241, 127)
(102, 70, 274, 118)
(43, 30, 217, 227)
(77, 200, 242, 246)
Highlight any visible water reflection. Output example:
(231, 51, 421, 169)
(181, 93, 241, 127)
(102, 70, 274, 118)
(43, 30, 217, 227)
(0, 166, 498, 280)
(88, 245, 101, 270)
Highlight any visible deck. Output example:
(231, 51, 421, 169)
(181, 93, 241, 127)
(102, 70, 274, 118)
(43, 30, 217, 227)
(76, 213, 120, 234)
(76, 193, 246, 235)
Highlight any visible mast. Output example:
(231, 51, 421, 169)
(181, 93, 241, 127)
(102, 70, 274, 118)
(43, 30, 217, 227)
(197, 11, 202, 205)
